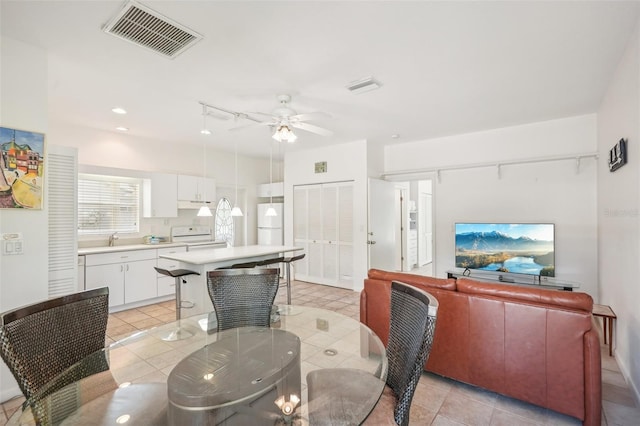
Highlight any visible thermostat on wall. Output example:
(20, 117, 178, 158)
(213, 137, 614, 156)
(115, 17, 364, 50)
(2, 233, 24, 255)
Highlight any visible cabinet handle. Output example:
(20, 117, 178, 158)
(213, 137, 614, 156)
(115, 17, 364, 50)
(126, 264, 129, 272)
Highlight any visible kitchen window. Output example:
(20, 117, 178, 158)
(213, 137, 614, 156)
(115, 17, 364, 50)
(215, 197, 234, 245)
(78, 173, 140, 235)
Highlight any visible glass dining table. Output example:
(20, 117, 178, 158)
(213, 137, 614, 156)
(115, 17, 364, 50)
(9, 305, 387, 425)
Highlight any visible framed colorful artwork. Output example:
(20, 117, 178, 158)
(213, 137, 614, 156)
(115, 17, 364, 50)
(0, 126, 45, 209)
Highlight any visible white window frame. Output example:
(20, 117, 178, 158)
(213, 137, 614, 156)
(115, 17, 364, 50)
(78, 173, 141, 235)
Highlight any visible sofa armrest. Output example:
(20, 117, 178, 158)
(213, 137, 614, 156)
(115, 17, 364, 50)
(583, 329, 602, 426)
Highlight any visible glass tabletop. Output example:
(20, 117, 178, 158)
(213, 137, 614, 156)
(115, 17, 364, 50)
(11, 305, 387, 425)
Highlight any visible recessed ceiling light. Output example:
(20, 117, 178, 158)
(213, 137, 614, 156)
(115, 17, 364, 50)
(391, 134, 400, 139)
(200, 129, 212, 135)
(112, 107, 127, 114)
(116, 126, 129, 132)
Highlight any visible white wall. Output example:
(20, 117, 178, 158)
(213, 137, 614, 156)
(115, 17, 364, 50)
(384, 115, 599, 298)
(284, 140, 369, 291)
(49, 122, 272, 246)
(597, 20, 640, 404)
(0, 36, 49, 402)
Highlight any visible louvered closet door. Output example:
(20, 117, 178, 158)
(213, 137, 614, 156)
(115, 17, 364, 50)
(337, 183, 354, 285)
(307, 185, 323, 279)
(293, 181, 353, 289)
(322, 185, 337, 281)
(48, 145, 79, 297)
(293, 186, 309, 276)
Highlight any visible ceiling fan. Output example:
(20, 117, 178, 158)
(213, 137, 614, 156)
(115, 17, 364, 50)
(244, 94, 333, 142)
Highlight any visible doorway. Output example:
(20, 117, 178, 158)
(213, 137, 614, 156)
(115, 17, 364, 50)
(368, 177, 435, 276)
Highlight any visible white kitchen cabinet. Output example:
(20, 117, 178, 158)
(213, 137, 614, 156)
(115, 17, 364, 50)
(143, 173, 178, 218)
(177, 174, 216, 208)
(293, 181, 354, 289)
(257, 182, 284, 198)
(156, 246, 187, 296)
(85, 249, 158, 308)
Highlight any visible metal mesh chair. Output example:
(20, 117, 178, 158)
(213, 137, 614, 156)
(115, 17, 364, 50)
(0, 287, 110, 423)
(306, 281, 438, 426)
(206, 268, 280, 332)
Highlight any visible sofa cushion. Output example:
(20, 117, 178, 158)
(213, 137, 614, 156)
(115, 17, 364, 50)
(456, 278, 593, 312)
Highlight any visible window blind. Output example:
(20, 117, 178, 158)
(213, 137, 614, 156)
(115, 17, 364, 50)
(78, 174, 140, 235)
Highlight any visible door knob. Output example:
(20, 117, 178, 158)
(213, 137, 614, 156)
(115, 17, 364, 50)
(367, 240, 376, 245)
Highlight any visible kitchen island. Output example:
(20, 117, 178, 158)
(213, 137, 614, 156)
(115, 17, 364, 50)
(159, 245, 303, 316)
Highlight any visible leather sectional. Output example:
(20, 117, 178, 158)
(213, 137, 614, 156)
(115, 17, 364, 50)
(360, 269, 601, 425)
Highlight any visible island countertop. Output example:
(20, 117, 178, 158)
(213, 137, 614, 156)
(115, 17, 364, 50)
(160, 245, 304, 316)
(158, 245, 303, 265)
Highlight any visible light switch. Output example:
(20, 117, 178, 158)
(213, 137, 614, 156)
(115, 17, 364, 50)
(2, 233, 24, 255)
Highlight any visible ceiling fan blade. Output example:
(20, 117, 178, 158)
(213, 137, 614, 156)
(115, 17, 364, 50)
(291, 112, 332, 121)
(292, 122, 333, 137)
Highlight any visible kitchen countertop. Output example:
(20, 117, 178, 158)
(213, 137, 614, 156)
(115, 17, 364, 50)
(158, 245, 303, 265)
(78, 242, 187, 256)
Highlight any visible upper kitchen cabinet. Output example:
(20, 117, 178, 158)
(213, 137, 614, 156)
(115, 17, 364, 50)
(143, 173, 178, 218)
(257, 182, 284, 198)
(177, 174, 216, 209)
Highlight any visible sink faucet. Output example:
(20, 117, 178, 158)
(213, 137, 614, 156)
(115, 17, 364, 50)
(108, 232, 119, 247)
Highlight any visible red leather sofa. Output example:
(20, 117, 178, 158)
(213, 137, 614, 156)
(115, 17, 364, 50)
(360, 269, 601, 425)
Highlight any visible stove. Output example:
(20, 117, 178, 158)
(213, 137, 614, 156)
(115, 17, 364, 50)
(170, 226, 228, 251)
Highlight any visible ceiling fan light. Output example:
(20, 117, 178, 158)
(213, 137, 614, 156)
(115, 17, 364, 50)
(197, 205, 212, 217)
(273, 125, 297, 143)
(230, 206, 243, 217)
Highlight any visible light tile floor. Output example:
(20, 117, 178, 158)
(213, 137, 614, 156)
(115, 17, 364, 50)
(2, 280, 639, 425)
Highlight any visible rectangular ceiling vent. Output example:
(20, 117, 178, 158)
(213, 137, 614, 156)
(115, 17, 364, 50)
(103, 1, 202, 59)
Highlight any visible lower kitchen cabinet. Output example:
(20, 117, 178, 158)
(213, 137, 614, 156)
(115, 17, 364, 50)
(85, 249, 158, 308)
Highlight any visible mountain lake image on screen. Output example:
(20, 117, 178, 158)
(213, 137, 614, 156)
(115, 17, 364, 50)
(455, 223, 555, 277)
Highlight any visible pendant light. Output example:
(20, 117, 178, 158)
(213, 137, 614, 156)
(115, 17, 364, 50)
(197, 105, 212, 217)
(230, 140, 243, 217)
(265, 139, 277, 217)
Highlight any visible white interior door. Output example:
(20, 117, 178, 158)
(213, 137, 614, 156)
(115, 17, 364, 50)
(368, 178, 397, 271)
(419, 192, 434, 265)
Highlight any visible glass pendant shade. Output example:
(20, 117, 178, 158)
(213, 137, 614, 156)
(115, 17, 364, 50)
(265, 206, 277, 217)
(230, 206, 243, 217)
(272, 124, 297, 143)
(197, 205, 212, 217)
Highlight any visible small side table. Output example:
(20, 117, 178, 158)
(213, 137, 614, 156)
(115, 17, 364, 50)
(592, 304, 616, 356)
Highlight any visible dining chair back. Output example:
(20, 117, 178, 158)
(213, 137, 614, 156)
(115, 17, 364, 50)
(206, 268, 280, 331)
(0, 287, 110, 419)
(384, 281, 438, 425)
(306, 281, 438, 426)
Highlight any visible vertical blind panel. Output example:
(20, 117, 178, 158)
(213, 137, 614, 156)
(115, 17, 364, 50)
(78, 176, 140, 234)
(48, 150, 78, 298)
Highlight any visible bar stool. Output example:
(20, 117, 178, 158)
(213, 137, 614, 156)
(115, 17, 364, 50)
(256, 257, 284, 267)
(154, 267, 200, 341)
(282, 254, 305, 304)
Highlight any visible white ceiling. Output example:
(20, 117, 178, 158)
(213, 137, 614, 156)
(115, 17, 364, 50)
(2, 1, 639, 158)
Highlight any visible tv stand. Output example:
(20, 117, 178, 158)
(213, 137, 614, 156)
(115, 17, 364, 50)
(446, 268, 579, 291)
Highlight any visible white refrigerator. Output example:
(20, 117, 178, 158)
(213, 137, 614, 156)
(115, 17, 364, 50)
(257, 203, 283, 245)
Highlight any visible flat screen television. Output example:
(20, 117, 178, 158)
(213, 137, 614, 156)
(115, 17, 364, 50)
(455, 223, 555, 277)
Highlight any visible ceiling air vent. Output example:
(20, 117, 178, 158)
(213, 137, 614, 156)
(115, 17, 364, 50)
(103, 1, 202, 59)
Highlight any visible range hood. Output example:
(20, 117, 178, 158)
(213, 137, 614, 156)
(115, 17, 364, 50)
(177, 200, 212, 210)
